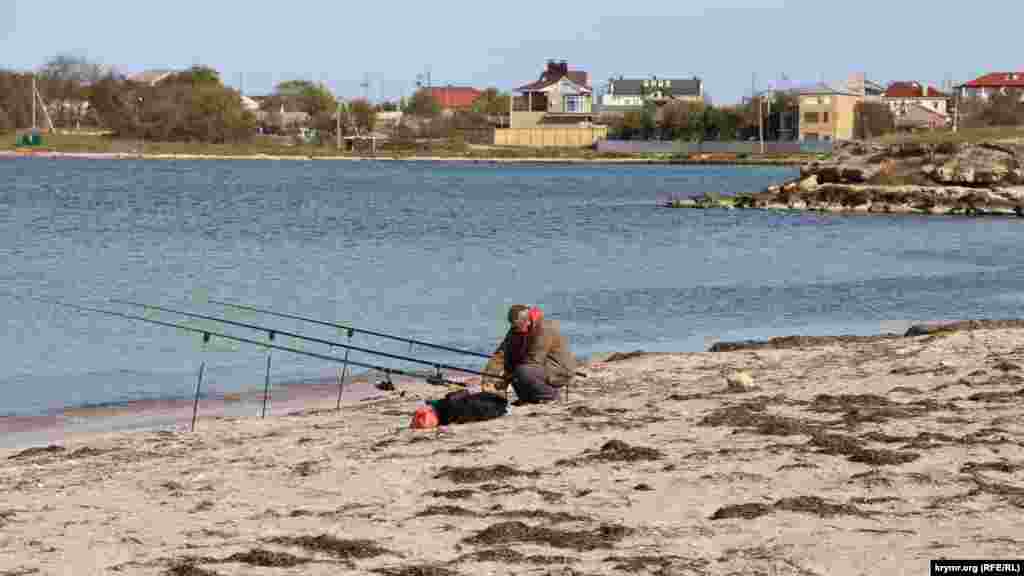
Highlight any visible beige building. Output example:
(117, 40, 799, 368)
(798, 84, 863, 142)
(509, 60, 596, 129)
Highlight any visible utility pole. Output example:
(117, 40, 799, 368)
(954, 87, 960, 133)
(32, 73, 37, 130)
(337, 101, 342, 150)
(755, 73, 764, 154)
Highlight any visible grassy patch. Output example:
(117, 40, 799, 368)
(870, 127, 1024, 146)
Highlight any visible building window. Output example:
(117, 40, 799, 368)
(565, 95, 581, 112)
(823, 112, 830, 123)
(803, 112, 819, 123)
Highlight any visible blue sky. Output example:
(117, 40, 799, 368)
(2, 0, 1020, 104)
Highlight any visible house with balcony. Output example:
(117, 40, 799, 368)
(510, 60, 595, 129)
(956, 72, 1024, 101)
(883, 81, 950, 125)
(600, 76, 703, 113)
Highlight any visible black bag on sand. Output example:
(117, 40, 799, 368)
(430, 390, 509, 425)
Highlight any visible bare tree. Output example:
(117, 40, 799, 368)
(39, 54, 108, 128)
(349, 99, 376, 133)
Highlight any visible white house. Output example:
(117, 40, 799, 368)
(600, 76, 703, 111)
(882, 82, 950, 119)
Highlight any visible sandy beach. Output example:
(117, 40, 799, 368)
(2, 324, 1023, 575)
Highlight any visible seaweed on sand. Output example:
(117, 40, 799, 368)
(426, 489, 476, 499)
(710, 503, 772, 520)
(711, 496, 872, 520)
(8, 445, 64, 460)
(266, 534, 390, 560)
(162, 561, 221, 576)
(960, 461, 1023, 474)
(373, 566, 460, 576)
(604, 555, 710, 573)
(808, 394, 949, 425)
(415, 505, 480, 518)
(808, 432, 920, 466)
(496, 509, 590, 523)
(463, 521, 632, 552)
(434, 465, 540, 484)
(774, 496, 873, 518)
(224, 549, 311, 567)
(555, 440, 663, 467)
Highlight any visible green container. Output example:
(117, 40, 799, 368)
(16, 133, 42, 147)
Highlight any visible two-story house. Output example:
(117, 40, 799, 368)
(798, 83, 863, 142)
(511, 60, 595, 128)
(600, 76, 703, 112)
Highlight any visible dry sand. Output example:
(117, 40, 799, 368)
(2, 326, 1023, 575)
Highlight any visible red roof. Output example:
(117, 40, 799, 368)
(884, 81, 948, 99)
(427, 87, 483, 109)
(961, 72, 1024, 88)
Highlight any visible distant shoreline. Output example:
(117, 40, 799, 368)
(0, 148, 808, 167)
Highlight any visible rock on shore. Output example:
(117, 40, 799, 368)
(748, 140, 1024, 216)
(665, 140, 1024, 216)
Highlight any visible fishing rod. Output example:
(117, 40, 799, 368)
(206, 298, 493, 359)
(9, 293, 481, 387)
(204, 298, 588, 379)
(108, 299, 504, 380)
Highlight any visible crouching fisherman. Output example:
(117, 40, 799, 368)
(481, 304, 576, 404)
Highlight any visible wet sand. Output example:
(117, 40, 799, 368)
(2, 326, 1023, 575)
(0, 373, 391, 451)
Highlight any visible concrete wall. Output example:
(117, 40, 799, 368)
(494, 126, 609, 148)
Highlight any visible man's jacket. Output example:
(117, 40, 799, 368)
(481, 318, 576, 396)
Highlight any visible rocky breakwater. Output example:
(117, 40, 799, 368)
(734, 140, 1024, 216)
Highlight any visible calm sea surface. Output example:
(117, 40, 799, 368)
(2, 158, 1021, 417)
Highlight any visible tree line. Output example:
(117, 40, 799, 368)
(8, 55, 1023, 144)
(0, 55, 508, 144)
